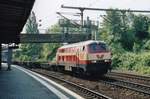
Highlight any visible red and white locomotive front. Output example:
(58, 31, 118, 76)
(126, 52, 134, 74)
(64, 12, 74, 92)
(85, 41, 112, 75)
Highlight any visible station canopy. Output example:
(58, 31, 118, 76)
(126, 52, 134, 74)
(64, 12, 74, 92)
(0, 0, 35, 43)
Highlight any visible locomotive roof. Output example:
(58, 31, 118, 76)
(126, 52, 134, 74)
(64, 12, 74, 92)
(59, 40, 106, 49)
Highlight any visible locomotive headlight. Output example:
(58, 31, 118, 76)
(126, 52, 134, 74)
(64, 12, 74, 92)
(104, 59, 110, 62)
(91, 60, 97, 63)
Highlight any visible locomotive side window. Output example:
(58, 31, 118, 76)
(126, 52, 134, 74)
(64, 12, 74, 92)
(58, 56, 61, 60)
(82, 46, 85, 51)
(62, 56, 64, 61)
(88, 43, 108, 53)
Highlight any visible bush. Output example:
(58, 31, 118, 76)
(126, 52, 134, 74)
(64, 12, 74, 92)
(143, 40, 150, 50)
(133, 42, 141, 52)
(112, 52, 150, 75)
(112, 53, 122, 68)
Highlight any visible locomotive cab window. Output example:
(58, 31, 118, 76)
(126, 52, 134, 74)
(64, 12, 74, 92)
(88, 43, 108, 53)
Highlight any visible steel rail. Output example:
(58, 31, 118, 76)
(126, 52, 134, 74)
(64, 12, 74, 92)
(109, 72, 150, 82)
(99, 77, 150, 96)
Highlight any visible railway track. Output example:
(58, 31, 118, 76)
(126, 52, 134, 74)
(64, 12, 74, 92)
(29, 69, 112, 99)
(108, 72, 150, 83)
(100, 76, 150, 96)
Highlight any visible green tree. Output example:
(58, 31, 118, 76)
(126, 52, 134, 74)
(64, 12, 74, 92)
(40, 23, 61, 61)
(26, 12, 39, 34)
(46, 24, 61, 33)
(99, 9, 150, 74)
(102, 10, 137, 50)
(101, 10, 128, 51)
(15, 11, 42, 61)
(133, 15, 149, 40)
(102, 10, 123, 42)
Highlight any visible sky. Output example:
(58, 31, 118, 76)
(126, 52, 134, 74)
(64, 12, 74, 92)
(23, 0, 150, 32)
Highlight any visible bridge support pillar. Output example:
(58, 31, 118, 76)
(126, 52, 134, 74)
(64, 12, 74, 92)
(7, 48, 12, 71)
(0, 43, 1, 70)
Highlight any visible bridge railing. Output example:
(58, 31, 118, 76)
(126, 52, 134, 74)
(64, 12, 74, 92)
(20, 33, 91, 43)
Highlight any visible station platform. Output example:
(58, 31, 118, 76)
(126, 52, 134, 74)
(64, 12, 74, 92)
(0, 63, 83, 99)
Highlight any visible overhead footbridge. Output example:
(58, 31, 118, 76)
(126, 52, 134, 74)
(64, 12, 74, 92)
(20, 33, 91, 43)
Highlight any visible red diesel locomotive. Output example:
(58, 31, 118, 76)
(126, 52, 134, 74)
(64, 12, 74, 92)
(56, 40, 112, 75)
